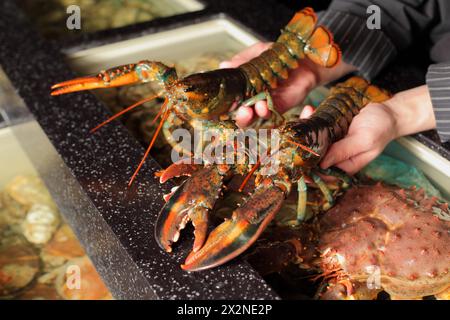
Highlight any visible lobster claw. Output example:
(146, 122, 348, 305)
(51, 61, 177, 96)
(155, 165, 229, 254)
(51, 64, 142, 96)
(181, 179, 286, 271)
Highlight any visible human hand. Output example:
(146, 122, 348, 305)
(221, 42, 356, 127)
(302, 85, 436, 175)
(317, 103, 398, 174)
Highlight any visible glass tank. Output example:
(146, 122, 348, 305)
(18, 0, 204, 39)
(0, 68, 112, 300)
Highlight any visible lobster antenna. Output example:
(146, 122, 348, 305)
(90, 94, 159, 133)
(150, 106, 165, 126)
(286, 139, 320, 157)
(238, 144, 286, 192)
(128, 98, 170, 186)
(238, 159, 261, 192)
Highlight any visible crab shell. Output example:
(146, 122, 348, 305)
(318, 184, 449, 299)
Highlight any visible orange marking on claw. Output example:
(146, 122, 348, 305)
(160, 193, 188, 252)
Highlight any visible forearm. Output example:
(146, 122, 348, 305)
(311, 59, 357, 86)
(384, 85, 436, 138)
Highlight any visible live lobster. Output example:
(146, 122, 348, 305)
(49, 8, 387, 271)
(51, 7, 340, 185)
(156, 76, 390, 271)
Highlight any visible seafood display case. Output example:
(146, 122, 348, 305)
(0, 135, 114, 300)
(18, 0, 204, 39)
(0, 0, 449, 300)
(0, 10, 279, 299)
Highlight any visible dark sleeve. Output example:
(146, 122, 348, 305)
(429, 1, 450, 62)
(426, 62, 450, 142)
(317, 0, 435, 79)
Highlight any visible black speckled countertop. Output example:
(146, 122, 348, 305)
(1, 0, 449, 300)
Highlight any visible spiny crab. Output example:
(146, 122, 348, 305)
(247, 183, 450, 300)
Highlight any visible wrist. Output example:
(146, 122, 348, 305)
(384, 85, 436, 138)
(318, 61, 357, 85)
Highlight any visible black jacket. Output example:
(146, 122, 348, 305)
(317, 0, 450, 142)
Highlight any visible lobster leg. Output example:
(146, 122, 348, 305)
(317, 167, 352, 189)
(158, 159, 200, 184)
(265, 90, 285, 125)
(311, 172, 334, 210)
(162, 112, 194, 158)
(296, 176, 308, 223)
(240, 91, 284, 125)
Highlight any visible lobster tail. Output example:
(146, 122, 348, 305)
(363, 83, 391, 103)
(332, 77, 391, 106)
(238, 8, 341, 94)
(305, 27, 341, 68)
(285, 6, 317, 38)
(304, 77, 391, 145)
(284, 8, 340, 67)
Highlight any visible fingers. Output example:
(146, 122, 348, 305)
(333, 149, 380, 175)
(220, 42, 272, 68)
(270, 63, 317, 112)
(300, 105, 315, 119)
(235, 106, 254, 127)
(236, 100, 270, 127)
(320, 133, 371, 169)
(254, 101, 271, 119)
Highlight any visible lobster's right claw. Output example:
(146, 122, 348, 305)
(181, 180, 285, 271)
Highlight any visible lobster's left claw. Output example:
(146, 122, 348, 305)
(51, 64, 142, 96)
(155, 165, 229, 254)
(181, 180, 285, 271)
(51, 61, 177, 96)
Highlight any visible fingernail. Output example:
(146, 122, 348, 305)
(219, 61, 230, 68)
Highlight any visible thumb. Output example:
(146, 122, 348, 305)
(320, 133, 369, 169)
(300, 105, 315, 119)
